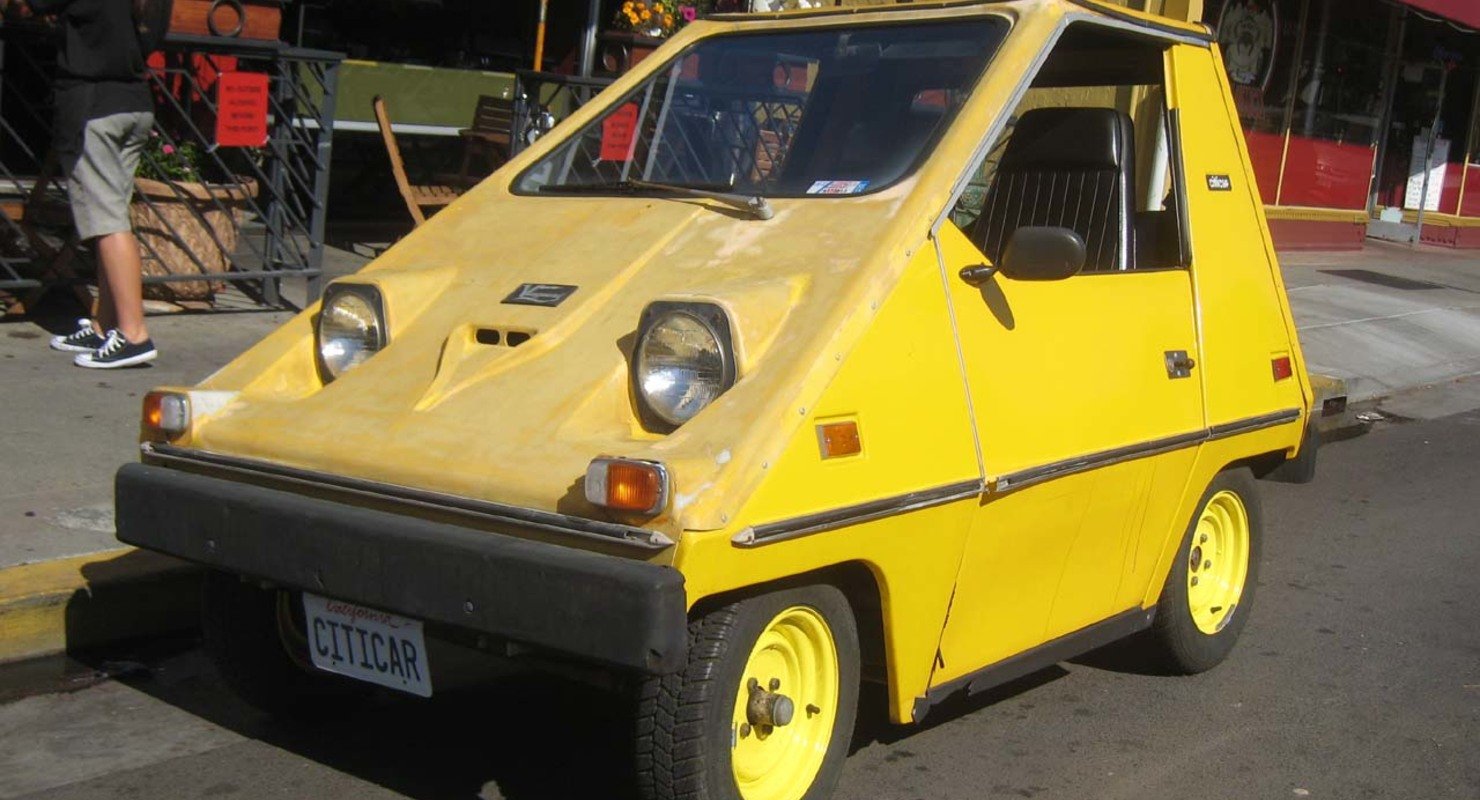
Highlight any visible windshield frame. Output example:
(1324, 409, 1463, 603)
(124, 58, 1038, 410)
(509, 12, 1015, 201)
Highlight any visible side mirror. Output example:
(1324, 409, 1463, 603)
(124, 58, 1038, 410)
(999, 226, 1086, 281)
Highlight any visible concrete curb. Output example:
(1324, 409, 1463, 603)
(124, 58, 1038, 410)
(1309, 372, 1359, 435)
(0, 548, 200, 665)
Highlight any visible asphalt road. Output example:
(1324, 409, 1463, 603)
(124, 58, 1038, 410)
(2, 400, 1478, 800)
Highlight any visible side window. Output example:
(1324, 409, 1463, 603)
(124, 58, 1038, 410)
(950, 24, 1190, 272)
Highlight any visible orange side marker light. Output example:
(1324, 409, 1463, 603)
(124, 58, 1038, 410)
(817, 420, 862, 459)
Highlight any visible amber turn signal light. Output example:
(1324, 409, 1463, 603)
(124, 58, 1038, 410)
(142, 391, 190, 442)
(817, 420, 862, 459)
(585, 457, 669, 515)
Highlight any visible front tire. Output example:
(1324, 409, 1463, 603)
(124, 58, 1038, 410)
(635, 584, 860, 800)
(1146, 468, 1263, 674)
(201, 571, 371, 717)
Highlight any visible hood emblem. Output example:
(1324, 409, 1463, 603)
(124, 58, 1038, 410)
(503, 283, 578, 307)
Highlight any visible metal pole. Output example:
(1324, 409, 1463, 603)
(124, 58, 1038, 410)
(1301, 0, 1332, 137)
(579, 0, 601, 77)
(533, 0, 549, 71)
(1368, 7, 1407, 216)
(1413, 64, 1450, 245)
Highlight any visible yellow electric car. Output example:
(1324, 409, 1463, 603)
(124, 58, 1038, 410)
(117, 2, 1318, 798)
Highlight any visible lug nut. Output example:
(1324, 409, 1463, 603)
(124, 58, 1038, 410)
(769, 678, 781, 691)
(1191, 576, 1200, 587)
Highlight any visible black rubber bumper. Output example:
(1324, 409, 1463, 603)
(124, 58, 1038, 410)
(115, 463, 688, 674)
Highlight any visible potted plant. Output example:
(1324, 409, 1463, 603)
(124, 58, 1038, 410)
(130, 132, 257, 303)
(600, 2, 707, 74)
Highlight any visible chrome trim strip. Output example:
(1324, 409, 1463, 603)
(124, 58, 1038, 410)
(994, 408, 1303, 493)
(732, 479, 983, 548)
(993, 430, 1207, 493)
(140, 443, 674, 550)
(1208, 407, 1302, 439)
(727, 408, 1301, 548)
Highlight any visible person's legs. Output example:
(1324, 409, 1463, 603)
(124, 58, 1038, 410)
(67, 112, 153, 346)
(94, 240, 115, 332)
(95, 231, 147, 342)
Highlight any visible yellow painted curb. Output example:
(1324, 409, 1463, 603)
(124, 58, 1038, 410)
(1264, 206, 1368, 224)
(0, 547, 199, 665)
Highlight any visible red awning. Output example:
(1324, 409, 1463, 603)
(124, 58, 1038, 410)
(1399, 0, 1480, 31)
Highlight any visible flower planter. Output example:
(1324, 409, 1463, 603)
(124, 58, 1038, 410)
(130, 177, 257, 302)
(599, 30, 668, 75)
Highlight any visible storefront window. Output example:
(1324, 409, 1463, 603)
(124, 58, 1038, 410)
(1282, 0, 1386, 209)
(1208, 0, 1302, 203)
(1373, 15, 1478, 217)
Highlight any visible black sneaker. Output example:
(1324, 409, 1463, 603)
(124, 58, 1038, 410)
(74, 330, 157, 369)
(49, 318, 106, 353)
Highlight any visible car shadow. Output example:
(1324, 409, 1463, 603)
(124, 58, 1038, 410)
(76, 639, 643, 800)
(849, 665, 1068, 750)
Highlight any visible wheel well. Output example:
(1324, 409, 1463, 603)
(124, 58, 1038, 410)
(1232, 449, 1287, 480)
(689, 562, 888, 684)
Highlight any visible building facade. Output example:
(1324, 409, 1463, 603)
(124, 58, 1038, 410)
(1202, 0, 1480, 249)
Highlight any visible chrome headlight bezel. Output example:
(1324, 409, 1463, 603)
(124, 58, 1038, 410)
(315, 283, 387, 383)
(631, 301, 738, 433)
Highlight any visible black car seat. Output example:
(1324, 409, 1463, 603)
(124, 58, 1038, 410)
(971, 107, 1136, 272)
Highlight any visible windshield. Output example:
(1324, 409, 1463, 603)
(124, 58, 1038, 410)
(514, 18, 1009, 198)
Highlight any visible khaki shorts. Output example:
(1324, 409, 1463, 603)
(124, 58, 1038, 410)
(62, 112, 154, 241)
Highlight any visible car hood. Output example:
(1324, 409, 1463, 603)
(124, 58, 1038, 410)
(192, 181, 919, 535)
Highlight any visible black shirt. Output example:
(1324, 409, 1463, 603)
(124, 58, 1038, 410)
(26, 0, 154, 154)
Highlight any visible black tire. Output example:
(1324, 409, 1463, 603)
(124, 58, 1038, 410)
(1145, 468, 1263, 674)
(635, 584, 860, 800)
(201, 571, 371, 717)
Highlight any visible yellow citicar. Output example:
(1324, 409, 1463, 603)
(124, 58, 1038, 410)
(117, 2, 1318, 798)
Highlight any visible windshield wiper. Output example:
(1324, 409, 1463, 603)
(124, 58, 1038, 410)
(540, 179, 774, 220)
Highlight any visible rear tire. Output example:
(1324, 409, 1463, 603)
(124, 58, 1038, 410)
(1145, 468, 1263, 674)
(635, 584, 860, 800)
(201, 571, 371, 717)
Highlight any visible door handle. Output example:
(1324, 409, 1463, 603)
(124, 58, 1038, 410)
(958, 264, 998, 286)
(1165, 350, 1196, 379)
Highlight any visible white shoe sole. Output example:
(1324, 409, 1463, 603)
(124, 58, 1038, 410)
(74, 349, 158, 369)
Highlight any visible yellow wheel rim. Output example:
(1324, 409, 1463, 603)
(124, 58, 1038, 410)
(730, 605, 839, 800)
(1186, 490, 1251, 635)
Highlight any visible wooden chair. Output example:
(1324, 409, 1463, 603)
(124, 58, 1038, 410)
(372, 95, 460, 227)
(455, 94, 514, 185)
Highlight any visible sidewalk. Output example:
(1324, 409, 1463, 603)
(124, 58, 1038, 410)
(0, 239, 1476, 662)
(1281, 240, 1480, 404)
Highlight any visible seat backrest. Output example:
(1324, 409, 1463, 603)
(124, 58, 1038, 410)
(971, 107, 1136, 272)
(372, 95, 426, 226)
(470, 94, 515, 134)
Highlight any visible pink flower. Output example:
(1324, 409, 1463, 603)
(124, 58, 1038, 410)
(161, 144, 175, 155)
(680, 5, 696, 21)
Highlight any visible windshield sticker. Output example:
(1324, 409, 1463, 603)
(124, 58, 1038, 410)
(600, 103, 640, 162)
(806, 180, 870, 195)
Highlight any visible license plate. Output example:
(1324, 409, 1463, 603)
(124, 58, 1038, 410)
(302, 593, 432, 697)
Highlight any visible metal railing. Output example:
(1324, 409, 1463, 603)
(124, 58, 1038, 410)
(509, 70, 615, 158)
(0, 25, 342, 311)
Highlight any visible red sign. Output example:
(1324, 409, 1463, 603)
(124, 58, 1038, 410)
(600, 103, 640, 162)
(215, 71, 269, 148)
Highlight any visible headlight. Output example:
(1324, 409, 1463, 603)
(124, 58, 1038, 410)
(633, 302, 737, 431)
(317, 284, 387, 382)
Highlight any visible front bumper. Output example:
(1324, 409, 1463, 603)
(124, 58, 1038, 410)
(115, 463, 688, 674)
